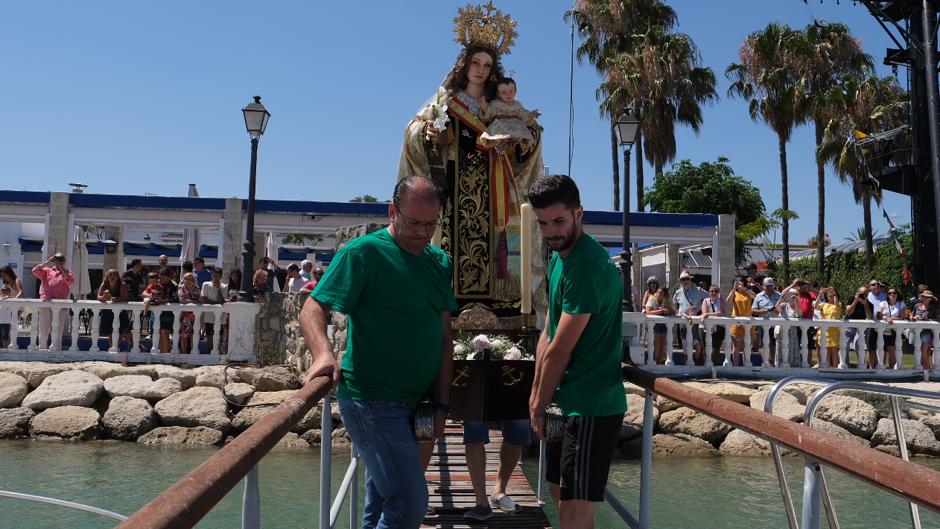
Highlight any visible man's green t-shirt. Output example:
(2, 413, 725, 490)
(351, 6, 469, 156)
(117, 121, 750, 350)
(312, 229, 458, 403)
(547, 233, 627, 417)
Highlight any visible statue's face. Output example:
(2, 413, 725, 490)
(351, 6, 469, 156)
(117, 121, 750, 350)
(496, 82, 516, 103)
(466, 51, 493, 87)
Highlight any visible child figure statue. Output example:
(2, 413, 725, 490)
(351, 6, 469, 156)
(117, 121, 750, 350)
(480, 77, 540, 154)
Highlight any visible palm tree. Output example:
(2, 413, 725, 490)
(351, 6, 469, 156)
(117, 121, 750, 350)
(798, 22, 873, 279)
(602, 26, 717, 190)
(817, 75, 909, 271)
(567, 0, 677, 211)
(727, 22, 807, 280)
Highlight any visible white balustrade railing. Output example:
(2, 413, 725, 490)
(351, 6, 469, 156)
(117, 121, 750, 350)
(0, 299, 259, 365)
(623, 312, 940, 373)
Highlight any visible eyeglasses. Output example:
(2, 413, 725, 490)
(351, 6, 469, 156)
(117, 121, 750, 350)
(888, 291, 898, 296)
(680, 278, 691, 282)
(397, 210, 439, 231)
(869, 282, 879, 287)
(709, 290, 720, 293)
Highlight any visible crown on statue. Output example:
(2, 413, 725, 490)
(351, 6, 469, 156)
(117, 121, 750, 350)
(453, 1, 517, 56)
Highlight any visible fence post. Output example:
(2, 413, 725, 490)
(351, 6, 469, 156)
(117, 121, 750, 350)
(639, 391, 654, 529)
(319, 393, 333, 529)
(241, 465, 260, 529)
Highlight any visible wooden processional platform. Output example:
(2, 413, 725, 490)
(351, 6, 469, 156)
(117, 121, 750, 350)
(421, 425, 552, 528)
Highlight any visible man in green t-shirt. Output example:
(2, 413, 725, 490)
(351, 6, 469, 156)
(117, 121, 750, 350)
(527, 174, 627, 529)
(300, 176, 457, 529)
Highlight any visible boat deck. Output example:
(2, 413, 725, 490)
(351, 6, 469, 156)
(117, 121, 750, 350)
(422, 425, 552, 528)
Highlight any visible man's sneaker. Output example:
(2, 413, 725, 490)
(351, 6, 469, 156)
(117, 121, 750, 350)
(463, 505, 494, 521)
(489, 494, 522, 513)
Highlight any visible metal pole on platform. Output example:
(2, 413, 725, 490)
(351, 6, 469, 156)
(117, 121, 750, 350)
(922, 1, 940, 276)
(241, 465, 260, 529)
(319, 393, 333, 529)
(350, 445, 359, 529)
(638, 391, 654, 529)
(614, 112, 639, 312)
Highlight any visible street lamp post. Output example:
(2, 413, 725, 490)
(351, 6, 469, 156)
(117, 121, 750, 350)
(240, 96, 271, 302)
(615, 111, 640, 312)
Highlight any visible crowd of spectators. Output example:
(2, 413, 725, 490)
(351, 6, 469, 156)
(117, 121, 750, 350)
(640, 264, 940, 369)
(0, 254, 323, 352)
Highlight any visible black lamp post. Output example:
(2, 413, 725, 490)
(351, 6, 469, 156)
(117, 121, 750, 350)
(239, 96, 271, 302)
(614, 111, 640, 312)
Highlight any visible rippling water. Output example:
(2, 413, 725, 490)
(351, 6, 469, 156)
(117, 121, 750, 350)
(1, 440, 938, 528)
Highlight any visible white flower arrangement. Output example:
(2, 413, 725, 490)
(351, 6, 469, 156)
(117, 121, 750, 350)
(454, 332, 532, 360)
(430, 87, 450, 132)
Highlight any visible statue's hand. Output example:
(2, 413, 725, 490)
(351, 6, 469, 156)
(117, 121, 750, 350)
(425, 122, 443, 144)
(529, 109, 541, 120)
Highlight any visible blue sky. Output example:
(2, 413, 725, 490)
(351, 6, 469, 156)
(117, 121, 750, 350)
(0, 1, 910, 244)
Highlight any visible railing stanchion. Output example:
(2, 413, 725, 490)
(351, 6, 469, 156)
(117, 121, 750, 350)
(802, 460, 822, 529)
(241, 465, 260, 529)
(350, 444, 359, 529)
(891, 396, 923, 529)
(639, 390, 654, 529)
(319, 392, 333, 529)
(537, 438, 547, 504)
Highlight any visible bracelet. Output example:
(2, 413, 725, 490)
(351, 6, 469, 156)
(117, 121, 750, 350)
(434, 402, 450, 413)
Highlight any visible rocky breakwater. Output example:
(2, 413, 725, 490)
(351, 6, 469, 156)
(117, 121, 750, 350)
(0, 361, 346, 450)
(617, 380, 940, 459)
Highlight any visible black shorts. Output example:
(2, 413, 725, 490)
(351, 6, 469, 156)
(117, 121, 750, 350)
(546, 414, 623, 502)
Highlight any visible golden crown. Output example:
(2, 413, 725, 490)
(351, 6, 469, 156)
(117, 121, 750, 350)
(453, 1, 517, 56)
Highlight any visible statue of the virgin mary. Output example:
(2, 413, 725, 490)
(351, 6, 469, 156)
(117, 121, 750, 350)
(398, 2, 545, 318)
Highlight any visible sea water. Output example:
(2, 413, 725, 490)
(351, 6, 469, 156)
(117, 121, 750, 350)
(1, 440, 938, 528)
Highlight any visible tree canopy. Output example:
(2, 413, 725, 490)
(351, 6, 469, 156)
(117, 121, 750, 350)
(643, 156, 766, 263)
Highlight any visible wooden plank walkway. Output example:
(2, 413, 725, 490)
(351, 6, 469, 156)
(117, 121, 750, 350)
(422, 425, 552, 528)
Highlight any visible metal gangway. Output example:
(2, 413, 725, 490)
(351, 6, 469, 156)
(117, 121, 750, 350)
(4, 368, 940, 528)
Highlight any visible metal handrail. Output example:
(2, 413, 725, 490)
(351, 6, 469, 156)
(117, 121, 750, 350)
(113, 376, 332, 529)
(801, 381, 940, 529)
(622, 366, 940, 518)
(0, 489, 128, 522)
(317, 392, 362, 529)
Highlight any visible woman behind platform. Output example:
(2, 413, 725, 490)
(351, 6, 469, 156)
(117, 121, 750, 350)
(96, 268, 129, 346)
(200, 268, 228, 353)
(0, 266, 24, 298)
(177, 272, 201, 354)
(910, 290, 939, 370)
(700, 284, 727, 365)
(814, 286, 843, 368)
(727, 277, 755, 366)
(877, 287, 907, 369)
(641, 276, 670, 363)
(227, 269, 243, 302)
(775, 288, 803, 367)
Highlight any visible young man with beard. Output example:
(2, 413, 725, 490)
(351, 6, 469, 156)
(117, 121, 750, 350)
(527, 175, 627, 529)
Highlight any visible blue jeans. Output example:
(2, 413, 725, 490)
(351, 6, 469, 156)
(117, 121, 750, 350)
(338, 399, 427, 529)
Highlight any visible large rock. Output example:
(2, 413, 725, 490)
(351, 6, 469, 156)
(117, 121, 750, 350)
(870, 418, 940, 456)
(658, 407, 732, 445)
(273, 432, 310, 450)
(21, 370, 104, 410)
(103, 396, 157, 440)
(137, 426, 223, 447)
(77, 362, 155, 380)
(810, 419, 869, 448)
(152, 365, 196, 389)
(194, 366, 241, 388)
(232, 406, 276, 431)
(239, 366, 298, 391)
(620, 393, 658, 442)
(291, 405, 324, 433)
(719, 429, 773, 456)
(224, 383, 255, 406)
(0, 372, 28, 408)
(246, 390, 296, 407)
(0, 362, 72, 388)
(906, 408, 940, 439)
(30, 406, 101, 439)
(332, 426, 351, 446)
(623, 433, 720, 458)
(300, 429, 322, 445)
(154, 386, 231, 433)
(0, 407, 35, 438)
(749, 389, 806, 422)
(686, 381, 758, 404)
(814, 394, 879, 438)
(104, 375, 181, 401)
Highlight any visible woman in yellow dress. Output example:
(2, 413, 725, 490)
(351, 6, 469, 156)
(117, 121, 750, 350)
(815, 286, 843, 368)
(727, 277, 755, 366)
